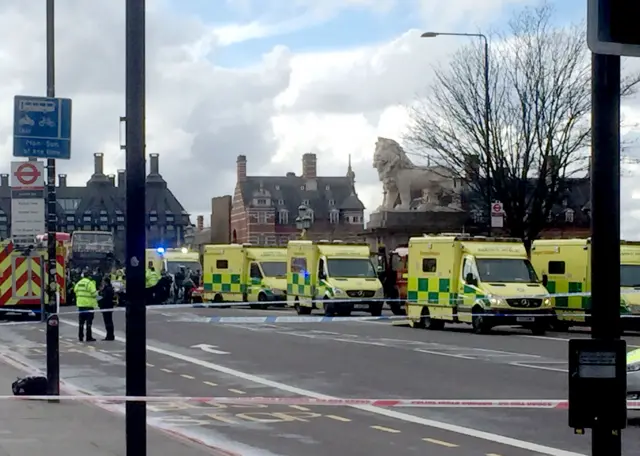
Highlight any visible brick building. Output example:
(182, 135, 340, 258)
(230, 153, 365, 245)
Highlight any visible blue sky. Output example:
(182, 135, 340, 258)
(165, 0, 587, 67)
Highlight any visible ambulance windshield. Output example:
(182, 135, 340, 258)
(476, 258, 538, 283)
(620, 264, 640, 287)
(327, 258, 377, 278)
(261, 261, 287, 278)
(166, 261, 201, 275)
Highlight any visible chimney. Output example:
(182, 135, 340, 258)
(196, 215, 204, 231)
(94, 153, 104, 175)
(117, 169, 125, 187)
(108, 174, 115, 185)
(302, 153, 317, 179)
(149, 153, 160, 175)
(237, 155, 247, 182)
(58, 174, 67, 187)
(0, 174, 8, 187)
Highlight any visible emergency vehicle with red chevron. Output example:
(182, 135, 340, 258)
(0, 239, 66, 312)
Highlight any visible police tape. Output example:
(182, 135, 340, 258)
(1, 395, 638, 408)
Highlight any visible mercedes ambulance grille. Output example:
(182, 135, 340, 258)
(347, 290, 375, 298)
(506, 298, 542, 308)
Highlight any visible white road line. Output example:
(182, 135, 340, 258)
(510, 362, 568, 373)
(60, 318, 585, 456)
(521, 334, 640, 348)
(414, 348, 476, 360)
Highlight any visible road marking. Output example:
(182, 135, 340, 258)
(423, 438, 458, 447)
(486, 454, 502, 456)
(371, 425, 401, 433)
(510, 362, 568, 373)
(522, 334, 640, 348)
(161, 368, 173, 373)
(146, 363, 154, 367)
(203, 381, 218, 387)
(205, 413, 237, 424)
(326, 415, 351, 422)
(414, 348, 475, 360)
(181, 374, 195, 380)
(228, 388, 246, 395)
(60, 318, 586, 456)
(289, 405, 310, 411)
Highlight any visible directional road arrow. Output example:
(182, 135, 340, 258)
(191, 344, 230, 355)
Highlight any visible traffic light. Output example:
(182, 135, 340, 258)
(588, 0, 640, 57)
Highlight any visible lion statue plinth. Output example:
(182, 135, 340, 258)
(373, 137, 456, 211)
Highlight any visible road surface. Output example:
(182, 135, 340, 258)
(0, 306, 638, 456)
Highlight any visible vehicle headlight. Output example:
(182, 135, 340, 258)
(374, 287, 384, 298)
(543, 298, 551, 307)
(333, 288, 345, 296)
(628, 362, 640, 373)
(488, 296, 506, 306)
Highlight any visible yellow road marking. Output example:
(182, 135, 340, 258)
(371, 425, 400, 433)
(206, 413, 236, 424)
(181, 374, 195, 380)
(146, 363, 154, 367)
(228, 388, 246, 394)
(423, 438, 458, 448)
(161, 368, 173, 373)
(289, 405, 310, 411)
(326, 415, 351, 422)
(203, 381, 218, 387)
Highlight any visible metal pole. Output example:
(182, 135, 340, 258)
(45, 0, 60, 398)
(482, 36, 492, 236)
(125, 0, 147, 454)
(590, 52, 622, 455)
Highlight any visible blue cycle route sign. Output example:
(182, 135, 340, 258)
(13, 95, 72, 160)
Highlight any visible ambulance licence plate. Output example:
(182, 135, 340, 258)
(517, 316, 534, 323)
(354, 304, 369, 309)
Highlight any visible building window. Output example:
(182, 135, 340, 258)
(330, 210, 339, 224)
(59, 198, 80, 211)
(278, 210, 289, 224)
(278, 199, 284, 205)
(565, 208, 574, 223)
(325, 185, 330, 190)
(329, 199, 335, 206)
(275, 185, 280, 190)
(300, 185, 305, 191)
(302, 199, 310, 206)
(257, 198, 267, 205)
(99, 225, 108, 231)
(83, 225, 91, 231)
(258, 211, 267, 224)
(68, 224, 75, 231)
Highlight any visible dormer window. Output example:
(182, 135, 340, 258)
(300, 185, 305, 191)
(329, 199, 335, 206)
(257, 198, 267, 205)
(325, 185, 330, 190)
(302, 199, 310, 206)
(278, 199, 284, 205)
(275, 185, 280, 190)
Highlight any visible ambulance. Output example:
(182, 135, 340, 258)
(530, 238, 640, 330)
(202, 244, 287, 308)
(155, 247, 201, 277)
(406, 234, 553, 334)
(286, 240, 384, 316)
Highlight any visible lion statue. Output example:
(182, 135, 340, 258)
(373, 137, 456, 211)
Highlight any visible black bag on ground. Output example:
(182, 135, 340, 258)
(12, 376, 48, 395)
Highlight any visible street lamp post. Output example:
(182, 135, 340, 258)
(421, 31, 492, 236)
(295, 205, 313, 239)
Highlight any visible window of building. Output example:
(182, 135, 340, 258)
(422, 258, 437, 273)
(278, 199, 284, 205)
(329, 210, 339, 224)
(257, 198, 267, 205)
(302, 199, 310, 206)
(58, 198, 80, 212)
(258, 211, 267, 224)
(83, 225, 91, 231)
(300, 185, 305, 191)
(548, 261, 565, 275)
(329, 199, 335, 206)
(99, 225, 108, 231)
(216, 259, 228, 269)
(565, 208, 575, 223)
(275, 185, 280, 190)
(278, 210, 289, 224)
(325, 185, 330, 190)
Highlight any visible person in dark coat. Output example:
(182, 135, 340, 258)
(99, 276, 116, 341)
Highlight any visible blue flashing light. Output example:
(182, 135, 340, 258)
(156, 247, 165, 254)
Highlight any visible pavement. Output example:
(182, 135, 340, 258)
(0, 305, 639, 456)
(0, 359, 230, 456)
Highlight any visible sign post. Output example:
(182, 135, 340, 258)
(490, 201, 504, 229)
(10, 162, 45, 244)
(12, 0, 71, 399)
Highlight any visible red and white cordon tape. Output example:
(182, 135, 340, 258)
(2, 395, 640, 409)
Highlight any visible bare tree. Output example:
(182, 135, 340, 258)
(405, 3, 640, 244)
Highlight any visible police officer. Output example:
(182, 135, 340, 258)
(74, 273, 98, 342)
(145, 262, 160, 304)
(99, 276, 115, 341)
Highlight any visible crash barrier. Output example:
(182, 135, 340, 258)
(2, 394, 639, 408)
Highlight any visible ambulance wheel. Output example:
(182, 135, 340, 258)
(253, 293, 268, 309)
(472, 307, 491, 334)
(552, 320, 570, 332)
(530, 322, 547, 336)
(422, 307, 445, 330)
(370, 303, 383, 317)
(410, 307, 426, 329)
(294, 299, 311, 315)
(212, 294, 230, 309)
